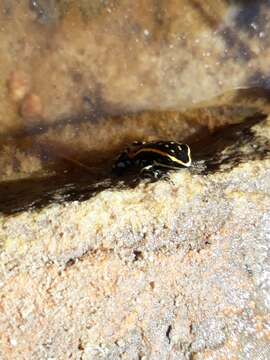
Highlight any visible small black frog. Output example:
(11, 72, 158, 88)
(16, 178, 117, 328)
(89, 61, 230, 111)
(113, 140, 192, 180)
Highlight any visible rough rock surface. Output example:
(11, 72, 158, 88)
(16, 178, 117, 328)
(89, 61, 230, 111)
(0, 116, 269, 359)
(1, 2, 270, 359)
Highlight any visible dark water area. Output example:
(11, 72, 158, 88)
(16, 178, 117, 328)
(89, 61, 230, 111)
(0, 112, 268, 215)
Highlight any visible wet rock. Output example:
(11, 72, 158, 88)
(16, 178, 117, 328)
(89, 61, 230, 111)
(0, 116, 269, 359)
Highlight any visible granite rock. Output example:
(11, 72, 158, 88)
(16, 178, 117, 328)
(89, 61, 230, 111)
(0, 116, 269, 359)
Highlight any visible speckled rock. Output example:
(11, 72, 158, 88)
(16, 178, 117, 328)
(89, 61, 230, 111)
(0, 116, 269, 359)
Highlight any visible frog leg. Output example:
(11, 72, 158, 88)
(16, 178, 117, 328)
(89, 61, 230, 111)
(140, 164, 170, 182)
(152, 161, 176, 183)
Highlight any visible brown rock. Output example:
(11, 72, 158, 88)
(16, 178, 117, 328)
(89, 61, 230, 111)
(0, 115, 269, 359)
